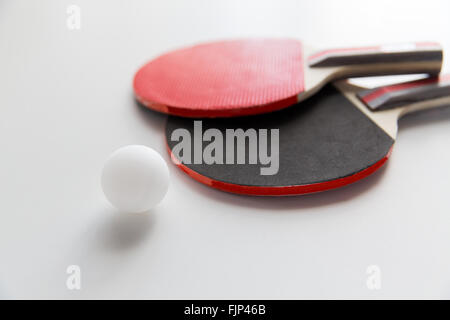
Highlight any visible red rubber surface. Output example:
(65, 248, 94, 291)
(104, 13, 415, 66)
(134, 39, 304, 118)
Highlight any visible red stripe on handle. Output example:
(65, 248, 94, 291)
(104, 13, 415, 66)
(360, 74, 450, 104)
(415, 41, 441, 48)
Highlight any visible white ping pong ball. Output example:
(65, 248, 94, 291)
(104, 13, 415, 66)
(101, 145, 169, 213)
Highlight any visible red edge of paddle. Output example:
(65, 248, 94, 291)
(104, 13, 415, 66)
(165, 142, 393, 196)
(135, 94, 300, 118)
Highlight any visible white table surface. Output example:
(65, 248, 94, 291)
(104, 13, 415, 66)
(1, 0, 450, 299)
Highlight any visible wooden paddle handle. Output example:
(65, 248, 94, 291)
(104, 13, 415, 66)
(357, 74, 450, 111)
(308, 42, 442, 75)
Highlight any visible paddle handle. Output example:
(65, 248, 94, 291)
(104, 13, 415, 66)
(308, 42, 442, 76)
(357, 74, 450, 112)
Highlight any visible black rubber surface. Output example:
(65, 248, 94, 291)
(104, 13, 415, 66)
(165, 85, 394, 187)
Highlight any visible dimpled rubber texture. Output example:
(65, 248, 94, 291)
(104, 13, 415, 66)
(134, 39, 304, 118)
(165, 85, 395, 196)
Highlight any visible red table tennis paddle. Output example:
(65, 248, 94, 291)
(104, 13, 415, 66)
(135, 39, 443, 118)
(165, 74, 450, 195)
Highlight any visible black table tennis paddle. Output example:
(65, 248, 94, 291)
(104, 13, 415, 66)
(165, 75, 450, 195)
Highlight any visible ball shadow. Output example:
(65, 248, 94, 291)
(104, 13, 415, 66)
(94, 209, 156, 251)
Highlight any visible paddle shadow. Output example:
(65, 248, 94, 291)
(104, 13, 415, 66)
(132, 96, 168, 136)
(398, 103, 450, 132)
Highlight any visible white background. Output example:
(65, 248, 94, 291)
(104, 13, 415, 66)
(1, 0, 450, 299)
